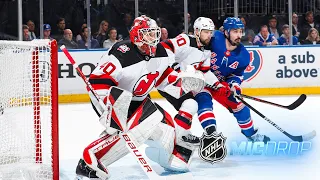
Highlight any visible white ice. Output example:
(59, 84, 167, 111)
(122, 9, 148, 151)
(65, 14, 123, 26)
(59, 95, 320, 180)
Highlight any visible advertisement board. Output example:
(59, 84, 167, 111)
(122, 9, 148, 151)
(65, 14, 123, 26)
(57, 46, 320, 103)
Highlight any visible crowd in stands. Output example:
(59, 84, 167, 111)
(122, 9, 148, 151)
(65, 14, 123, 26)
(5, 9, 320, 49)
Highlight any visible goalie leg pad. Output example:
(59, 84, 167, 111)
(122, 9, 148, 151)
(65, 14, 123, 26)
(82, 98, 164, 178)
(90, 86, 133, 134)
(82, 132, 122, 179)
(126, 98, 164, 145)
(145, 122, 176, 168)
(164, 99, 197, 172)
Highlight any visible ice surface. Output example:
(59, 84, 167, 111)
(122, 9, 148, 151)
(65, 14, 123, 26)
(59, 95, 320, 180)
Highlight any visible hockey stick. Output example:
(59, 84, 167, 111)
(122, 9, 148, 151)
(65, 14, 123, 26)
(236, 96, 316, 142)
(240, 94, 307, 110)
(60, 45, 191, 180)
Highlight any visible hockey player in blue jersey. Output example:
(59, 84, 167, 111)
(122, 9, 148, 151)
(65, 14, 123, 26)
(195, 17, 271, 143)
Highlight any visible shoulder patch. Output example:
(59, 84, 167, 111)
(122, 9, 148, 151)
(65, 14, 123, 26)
(117, 44, 130, 53)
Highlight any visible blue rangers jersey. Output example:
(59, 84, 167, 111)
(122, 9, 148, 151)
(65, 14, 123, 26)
(210, 31, 250, 85)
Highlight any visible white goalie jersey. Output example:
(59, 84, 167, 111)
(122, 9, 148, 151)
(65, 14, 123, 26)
(89, 40, 177, 102)
(160, 33, 218, 86)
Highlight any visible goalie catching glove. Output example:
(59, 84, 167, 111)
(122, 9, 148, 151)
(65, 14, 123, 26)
(177, 65, 231, 97)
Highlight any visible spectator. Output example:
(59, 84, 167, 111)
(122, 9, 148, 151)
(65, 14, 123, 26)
(240, 17, 255, 45)
(278, 24, 299, 45)
(76, 23, 87, 41)
(253, 25, 278, 46)
(103, 27, 118, 49)
(300, 11, 320, 41)
(23, 25, 31, 41)
(96, 20, 109, 47)
(292, 13, 300, 37)
(77, 27, 99, 49)
(161, 28, 168, 41)
(43, 24, 53, 40)
(27, 20, 37, 40)
(301, 28, 320, 45)
(58, 29, 78, 49)
(117, 13, 132, 40)
(268, 16, 281, 39)
(53, 18, 66, 42)
(180, 13, 193, 33)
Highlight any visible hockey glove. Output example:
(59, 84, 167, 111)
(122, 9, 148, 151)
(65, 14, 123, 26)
(208, 82, 231, 97)
(228, 82, 242, 103)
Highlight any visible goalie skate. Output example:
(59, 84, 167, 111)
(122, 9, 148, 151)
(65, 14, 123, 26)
(75, 159, 109, 180)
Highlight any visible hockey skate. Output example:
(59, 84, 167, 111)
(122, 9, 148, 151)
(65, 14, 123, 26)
(182, 126, 217, 146)
(182, 134, 200, 145)
(75, 159, 109, 180)
(245, 129, 270, 144)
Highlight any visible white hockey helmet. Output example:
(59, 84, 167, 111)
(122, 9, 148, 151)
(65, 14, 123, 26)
(193, 17, 215, 36)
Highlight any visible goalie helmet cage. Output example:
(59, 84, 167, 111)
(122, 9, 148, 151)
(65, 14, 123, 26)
(0, 40, 59, 180)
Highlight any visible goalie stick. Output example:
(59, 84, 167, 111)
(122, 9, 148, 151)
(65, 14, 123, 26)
(240, 94, 307, 110)
(236, 96, 316, 142)
(60, 45, 192, 180)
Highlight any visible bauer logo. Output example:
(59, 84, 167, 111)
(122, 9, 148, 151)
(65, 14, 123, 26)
(244, 50, 263, 82)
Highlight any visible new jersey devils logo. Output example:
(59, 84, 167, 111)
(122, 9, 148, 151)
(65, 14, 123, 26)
(133, 72, 159, 97)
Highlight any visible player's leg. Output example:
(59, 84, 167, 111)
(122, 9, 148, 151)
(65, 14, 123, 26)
(213, 93, 271, 143)
(157, 89, 200, 144)
(146, 99, 198, 172)
(157, 89, 194, 111)
(194, 91, 218, 135)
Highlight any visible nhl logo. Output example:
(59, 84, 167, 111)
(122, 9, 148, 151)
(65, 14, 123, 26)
(198, 132, 227, 163)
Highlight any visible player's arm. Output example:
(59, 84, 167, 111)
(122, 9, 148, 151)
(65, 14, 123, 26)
(225, 50, 250, 101)
(89, 54, 122, 98)
(161, 33, 191, 61)
(88, 53, 123, 115)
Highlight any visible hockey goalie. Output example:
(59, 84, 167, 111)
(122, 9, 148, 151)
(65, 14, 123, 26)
(74, 15, 207, 179)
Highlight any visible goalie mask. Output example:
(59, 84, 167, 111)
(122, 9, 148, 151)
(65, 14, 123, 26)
(129, 15, 161, 57)
(193, 17, 215, 46)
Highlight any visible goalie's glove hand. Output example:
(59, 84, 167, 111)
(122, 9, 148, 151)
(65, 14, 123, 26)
(228, 82, 242, 103)
(208, 82, 231, 97)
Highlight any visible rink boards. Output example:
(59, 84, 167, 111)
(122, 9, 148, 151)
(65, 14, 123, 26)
(56, 46, 320, 103)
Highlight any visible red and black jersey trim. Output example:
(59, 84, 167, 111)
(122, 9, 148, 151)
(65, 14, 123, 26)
(89, 78, 117, 87)
(155, 67, 174, 87)
(160, 40, 175, 53)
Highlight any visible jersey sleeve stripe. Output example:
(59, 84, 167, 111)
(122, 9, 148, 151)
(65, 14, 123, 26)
(89, 78, 118, 87)
(199, 66, 210, 72)
(160, 40, 175, 53)
(155, 67, 174, 87)
(89, 74, 119, 86)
